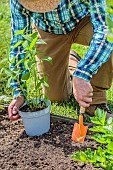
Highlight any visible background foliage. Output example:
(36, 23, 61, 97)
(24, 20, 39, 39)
(106, 0, 113, 42)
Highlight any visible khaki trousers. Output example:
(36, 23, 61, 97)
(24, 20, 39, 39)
(36, 16, 113, 104)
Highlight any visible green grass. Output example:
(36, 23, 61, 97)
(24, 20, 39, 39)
(0, 0, 113, 118)
(0, 0, 11, 97)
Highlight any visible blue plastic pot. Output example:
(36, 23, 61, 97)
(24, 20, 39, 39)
(18, 99, 51, 136)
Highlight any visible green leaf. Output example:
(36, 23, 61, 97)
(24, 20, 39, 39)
(71, 152, 82, 161)
(106, 0, 113, 7)
(22, 35, 33, 42)
(106, 7, 113, 15)
(42, 56, 52, 64)
(107, 32, 113, 42)
(31, 32, 38, 39)
(43, 81, 49, 87)
(106, 154, 113, 161)
(0, 58, 8, 64)
(90, 117, 102, 125)
(36, 39, 46, 45)
(12, 68, 21, 75)
(106, 165, 113, 170)
(0, 105, 4, 110)
(21, 72, 30, 80)
(0, 68, 4, 73)
(105, 133, 113, 139)
(14, 29, 25, 36)
(9, 56, 16, 63)
(12, 41, 23, 49)
(103, 124, 113, 132)
(111, 28, 113, 33)
(31, 49, 37, 56)
(107, 117, 113, 125)
(26, 52, 31, 59)
(6, 77, 12, 88)
(72, 148, 95, 163)
(91, 134, 109, 144)
(89, 126, 107, 133)
(29, 37, 38, 50)
(107, 142, 113, 151)
(16, 58, 26, 66)
(106, 16, 113, 31)
(36, 81, 42, 88)
(80, 152, 88, 162)
(22, 40, 30, 49)
(90, 109, 106, 126)
(4, 68, 13, 76)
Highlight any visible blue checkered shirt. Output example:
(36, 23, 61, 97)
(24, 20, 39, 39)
(10, 0, 113, 97)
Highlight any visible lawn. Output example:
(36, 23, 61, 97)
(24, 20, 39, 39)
(0, 0, 113, 118)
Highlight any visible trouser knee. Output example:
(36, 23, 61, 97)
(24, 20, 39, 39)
(44, 86, 72, 102)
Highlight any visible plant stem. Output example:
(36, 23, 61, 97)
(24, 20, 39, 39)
(34, 61, 38, 107)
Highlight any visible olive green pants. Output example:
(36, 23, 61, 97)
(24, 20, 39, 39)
(36, 16, 113, 104)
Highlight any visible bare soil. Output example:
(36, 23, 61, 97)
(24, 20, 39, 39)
(0, 109, 103, 170)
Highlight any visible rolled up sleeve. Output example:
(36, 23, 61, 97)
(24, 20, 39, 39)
(73, 0, 113, 81)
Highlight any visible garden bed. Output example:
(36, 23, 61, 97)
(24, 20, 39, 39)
(0, 110, 103, 170)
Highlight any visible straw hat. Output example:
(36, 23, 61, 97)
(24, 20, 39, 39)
(18, 0, 60, 13)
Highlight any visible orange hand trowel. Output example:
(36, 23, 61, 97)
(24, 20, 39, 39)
(72, 106, 88, 143)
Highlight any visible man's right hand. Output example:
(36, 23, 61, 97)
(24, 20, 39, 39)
(8, 95, 24, 121)
(73, 76, 93, 108)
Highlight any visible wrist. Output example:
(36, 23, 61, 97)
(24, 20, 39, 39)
(13, 95, 25, 101)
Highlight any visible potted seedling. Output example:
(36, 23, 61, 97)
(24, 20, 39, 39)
(4, 29, 52, 136)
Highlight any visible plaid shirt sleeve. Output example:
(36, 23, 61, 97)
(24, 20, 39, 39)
(10, 0, 32, 97)
(73, 0, 113, 82)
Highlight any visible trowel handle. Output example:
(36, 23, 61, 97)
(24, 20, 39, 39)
(79, 107, 85, 125)
(80, 106, 85, 114)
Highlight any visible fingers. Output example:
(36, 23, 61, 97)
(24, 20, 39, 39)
(8, 99, 20, 121)
(8, 99, 17, 119)
(12, 105, 18, 114)
(11, 105, 21, 121)
(89, 92, 93, 97)
(8, 96, 24, 121)
(83, 96, 92, 103)
(9, 114, 20, 121)
(74, 94, 93, 108)
(79, 95, 93, 108)
(79, 101, 90, 108)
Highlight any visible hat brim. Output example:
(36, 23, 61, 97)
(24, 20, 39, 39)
(18, 0, 60, 13)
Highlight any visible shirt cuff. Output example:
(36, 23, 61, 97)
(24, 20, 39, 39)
(13, 89, 25, 98)
(73, 68, 93, 82)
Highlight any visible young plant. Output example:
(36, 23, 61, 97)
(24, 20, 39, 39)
(72, 109, 113, 170)
(3, 29, 52, 111)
